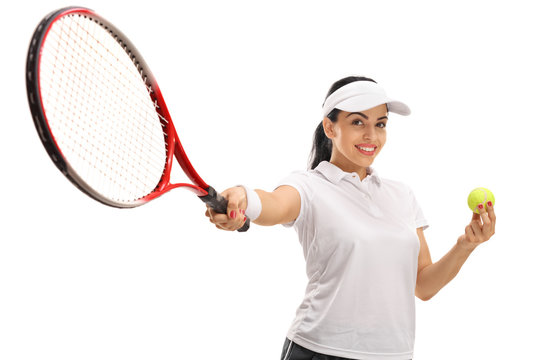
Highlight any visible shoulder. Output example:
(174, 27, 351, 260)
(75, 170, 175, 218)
(277, 168, 323, 185)
(275, 168, 326, 202)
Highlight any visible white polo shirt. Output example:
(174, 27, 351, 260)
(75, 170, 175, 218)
(277, 161, 428, 360)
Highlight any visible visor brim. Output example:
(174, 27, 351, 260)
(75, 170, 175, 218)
(334, 94, 411, 116)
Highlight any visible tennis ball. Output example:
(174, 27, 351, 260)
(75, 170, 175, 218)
(467, 187, 495, 214)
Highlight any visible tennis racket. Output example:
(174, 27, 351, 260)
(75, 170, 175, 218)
(26, 6, 249, 232)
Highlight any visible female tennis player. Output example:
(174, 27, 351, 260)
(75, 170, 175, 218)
(204, 76, 496, 360)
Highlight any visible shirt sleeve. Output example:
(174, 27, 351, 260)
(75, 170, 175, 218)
(274, 171, 312, 228)
(408, 186, 429, 231)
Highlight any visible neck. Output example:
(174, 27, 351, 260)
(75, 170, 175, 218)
(329, 153, 368, 180)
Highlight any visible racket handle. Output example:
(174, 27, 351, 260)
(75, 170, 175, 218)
(200, 186, 250, 232)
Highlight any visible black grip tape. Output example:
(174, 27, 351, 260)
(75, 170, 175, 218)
(199, 186, 250, 232)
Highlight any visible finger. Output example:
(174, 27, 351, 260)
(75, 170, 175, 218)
(206, 206, 215, 222)
(231, 211, 247, 230)
(477, 204, 491, 227)
(208, 204, 244, 229)
(218, 188, 238, 220)
(226, 218, 246, 231)
(206, 206, 217, 221)
(486, 200, 496, 224)
(227, 200, 240, 221)
(478, 203, 494, 237)
(215, 224, 234, 231)
(225, 187, 247, 220)
(470, 219, 484, 243)
(214, 218, 241, 231)
(464, 224, 475, 242)
(209, 212, 230, 225)
(483, 201, 496, 237)
(207, 205, 227, 220)
(223, 216, 247, 232)
(205, 206, 218, 219)
(237, 215, 248, 230)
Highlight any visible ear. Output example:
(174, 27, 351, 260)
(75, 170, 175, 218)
(322, 117, 335, 139)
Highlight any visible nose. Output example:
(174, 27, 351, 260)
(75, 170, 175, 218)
(363, 125, 377, 140)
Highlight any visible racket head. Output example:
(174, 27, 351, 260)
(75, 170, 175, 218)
(26, 7, 208, 208)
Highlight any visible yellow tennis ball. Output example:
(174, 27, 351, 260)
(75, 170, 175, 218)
(467, 187, 495, 214)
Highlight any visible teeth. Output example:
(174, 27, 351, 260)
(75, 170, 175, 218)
(357, 146, 375, 152)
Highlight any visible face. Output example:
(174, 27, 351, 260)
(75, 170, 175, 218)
(323, 103, 388, 177)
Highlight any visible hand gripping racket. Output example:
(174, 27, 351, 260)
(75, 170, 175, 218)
(26, 7, 249, 232)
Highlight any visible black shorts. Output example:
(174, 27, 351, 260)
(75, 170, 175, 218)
(279, 338, 412, 360)
(280, 338, 355, 360)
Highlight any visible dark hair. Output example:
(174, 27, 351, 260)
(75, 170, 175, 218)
(308, 76, 377, 170)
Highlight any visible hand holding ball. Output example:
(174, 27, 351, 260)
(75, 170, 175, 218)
(467, 188, 495, 214)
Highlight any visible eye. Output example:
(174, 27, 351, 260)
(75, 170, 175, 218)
(377, 122, 387, 128)
(352, 119, 364, 126)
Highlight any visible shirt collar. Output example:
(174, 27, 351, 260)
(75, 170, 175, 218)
(314, 161, 382, 186)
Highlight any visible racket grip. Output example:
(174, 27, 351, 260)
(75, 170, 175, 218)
(200, 186, 250, 232)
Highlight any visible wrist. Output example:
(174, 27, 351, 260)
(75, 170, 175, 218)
(456, 237, 478, 253)
(238, 185, 262, 221)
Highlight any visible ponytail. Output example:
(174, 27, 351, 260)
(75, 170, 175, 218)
(308, 76, 377, 170)
(308, 109, 338, 170)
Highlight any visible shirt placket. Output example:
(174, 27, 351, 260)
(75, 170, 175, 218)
(348, 174, 383, 217)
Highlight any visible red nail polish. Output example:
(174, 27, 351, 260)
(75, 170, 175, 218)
(240, 209, 245, 215)
(487, 201, 492, 207)
(244, 216, 247, 222)
(478, 204, 484, 210)
(230, 210, 237, 219)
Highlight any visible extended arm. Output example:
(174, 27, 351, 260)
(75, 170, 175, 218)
(205, 185, 301, 230)
(415, 202, 496, 301)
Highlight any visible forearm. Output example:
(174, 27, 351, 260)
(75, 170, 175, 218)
(416, 242, 475, 301)
(252, 189, 282, 226)
(251, 187, 300, 226)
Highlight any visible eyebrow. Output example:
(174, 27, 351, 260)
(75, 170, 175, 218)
(347, 112, 388, 121)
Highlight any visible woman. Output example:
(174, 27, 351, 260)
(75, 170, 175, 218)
(205, 76, 496, 360)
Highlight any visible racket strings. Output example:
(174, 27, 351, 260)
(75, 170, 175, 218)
(42, 36, 162, 200)
(39, 14, 171, 203)
(50, 16, 168, 153)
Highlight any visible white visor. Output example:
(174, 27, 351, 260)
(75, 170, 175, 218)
(322, 81, 411, 118)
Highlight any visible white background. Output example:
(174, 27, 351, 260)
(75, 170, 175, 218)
(1, 0, 538, 359)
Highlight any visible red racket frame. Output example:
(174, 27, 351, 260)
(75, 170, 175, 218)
(27, 6, 249, 230)
(33, 7, 211, 204)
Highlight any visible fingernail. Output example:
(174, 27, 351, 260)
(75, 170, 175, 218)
(487, 201, 493, 207)
(240, 209, 245, 215)
(230, 210, 237, 219)
(478, 204, 484, 210)
(244, 216, 247, 222)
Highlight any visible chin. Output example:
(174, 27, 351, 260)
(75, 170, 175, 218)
(355, 152, 377, 163)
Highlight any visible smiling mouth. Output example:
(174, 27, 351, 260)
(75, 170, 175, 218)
(355, 145, 377, 155)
